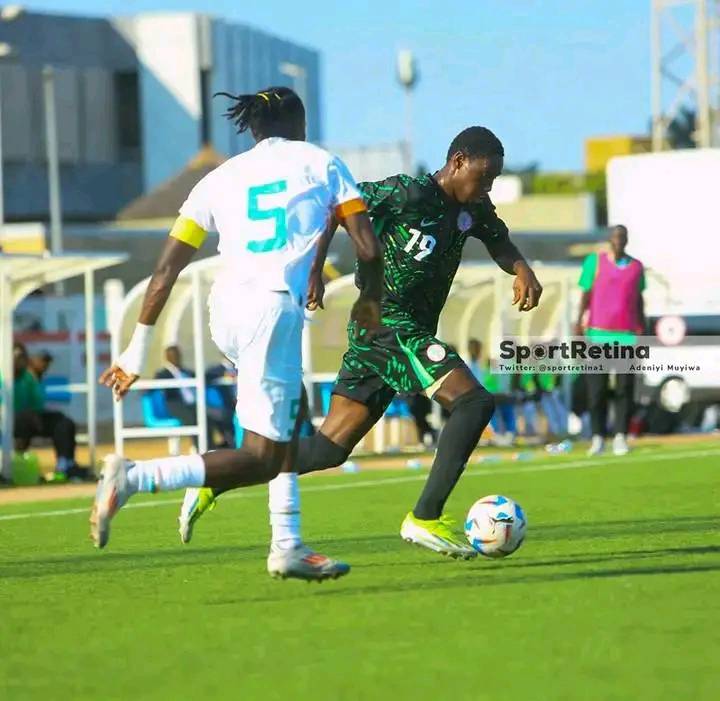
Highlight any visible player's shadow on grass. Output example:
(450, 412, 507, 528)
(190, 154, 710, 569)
(351, 544, 720, 571)
(531, 515, 718, 542)
(3, 518, 717, 582)
(202, 544, 720, 605)
(227, 559, 720, 605)
(0, 534, 408, 581)
(0, 544, 270, 580)
(486, 544, 720, 572)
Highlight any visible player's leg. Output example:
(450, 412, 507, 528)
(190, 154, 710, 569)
(498, 397, 517, 444)
(177, 294, 298, 543)
(266, 406, 350, 580)
(178, 392, 307, 541)
(91, 431, 288, 548)
(259, 371, 391, 577)
(296, 394, 387, 474)
(176, 376, 382, 529)
(296, 354, 396, 475)
(181, 392, 357, 577)
(13, 409, 38, 454)
(401, 365, 495, 559)
(92, 293, 300, 550)
(176, 293, 351, 580)
(586, 372, 609, 455)
(408, 394, 437, 446)
(612, 373, 634, 455)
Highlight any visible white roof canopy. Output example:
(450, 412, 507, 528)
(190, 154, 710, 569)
(1, 253, 127, 478)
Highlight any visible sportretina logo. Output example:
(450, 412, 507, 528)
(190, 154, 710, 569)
(499, 340, 650, 362)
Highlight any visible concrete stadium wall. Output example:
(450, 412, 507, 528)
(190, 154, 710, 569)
(0, 10, 323, 218)
(0, 12, 143, 220)
(210, 20, 322, 156)
(114, 13, 205, 191)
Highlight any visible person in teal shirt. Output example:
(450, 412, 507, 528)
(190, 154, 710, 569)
(11, 342, 88, 480)
(467, 339, 517, 444)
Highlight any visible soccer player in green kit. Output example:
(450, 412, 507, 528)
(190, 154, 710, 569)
(180, 127, 543, 560)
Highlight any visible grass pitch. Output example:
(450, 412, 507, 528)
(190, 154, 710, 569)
(1, 441, 719, 700)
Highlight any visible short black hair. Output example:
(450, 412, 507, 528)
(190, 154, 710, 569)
(216, 86, 305, 140)
(447, 127, 504, 162)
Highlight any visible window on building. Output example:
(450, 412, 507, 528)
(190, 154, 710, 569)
(114, 71, 141, 161)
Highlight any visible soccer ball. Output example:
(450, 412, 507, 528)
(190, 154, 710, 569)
(464, 495, 527, 558)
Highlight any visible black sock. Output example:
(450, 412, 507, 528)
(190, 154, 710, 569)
(297, 433, 350, 475)
(413, 387, 495, 520)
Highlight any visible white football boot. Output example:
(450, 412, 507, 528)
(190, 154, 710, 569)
(90, 454, 133, 549)
(267, 544, 351, 582)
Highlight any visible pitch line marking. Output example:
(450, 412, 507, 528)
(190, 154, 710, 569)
(0, 446, 718, 523)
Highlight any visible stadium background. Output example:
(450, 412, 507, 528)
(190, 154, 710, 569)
(2, 6, 718, 459)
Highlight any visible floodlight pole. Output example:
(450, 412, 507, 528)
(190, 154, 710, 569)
(403, 88, 414, 176)
(397, 50, 419, 174)
(43, 66, 63, 257)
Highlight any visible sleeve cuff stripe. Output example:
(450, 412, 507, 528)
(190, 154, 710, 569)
(335, 198, 367, 219)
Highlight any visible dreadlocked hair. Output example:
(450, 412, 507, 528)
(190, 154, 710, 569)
(215, 86, 305, 139)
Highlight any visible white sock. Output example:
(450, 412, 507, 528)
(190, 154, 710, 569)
(126, 454, 205, 494)
(268, 471, 302, 550)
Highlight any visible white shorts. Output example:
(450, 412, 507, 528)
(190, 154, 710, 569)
(209, 288, 304, 442)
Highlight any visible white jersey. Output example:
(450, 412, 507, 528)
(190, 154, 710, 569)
(179, 137, 365, 305)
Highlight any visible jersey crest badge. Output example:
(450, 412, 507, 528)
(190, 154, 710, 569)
(457, 210, 473, 232)
(427, 344, 447, 362)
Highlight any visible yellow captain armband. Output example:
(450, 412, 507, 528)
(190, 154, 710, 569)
(169, 216, 208, 249)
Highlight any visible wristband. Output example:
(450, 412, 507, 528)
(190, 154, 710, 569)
(116, 323, 153, 377)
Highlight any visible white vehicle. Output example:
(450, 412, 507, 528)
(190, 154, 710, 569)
(607, 149, 720, 424)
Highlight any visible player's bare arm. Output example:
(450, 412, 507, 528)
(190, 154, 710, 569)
(484, 236, 543, 312)
(342, 210, 383, 339)
(637, 288, 646, 334)
(99, 232, 199, 400)
(575, 290, 591, 335)
(306, 218, 339, 311)
(307, 211, 382, 335)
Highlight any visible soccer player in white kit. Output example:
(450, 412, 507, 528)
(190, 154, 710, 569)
(92, 87, 383, 580)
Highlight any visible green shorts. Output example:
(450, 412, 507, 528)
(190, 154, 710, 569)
(332, 321, 464, 415)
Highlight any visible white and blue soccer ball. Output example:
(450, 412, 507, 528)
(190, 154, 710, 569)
(464, 495, 527, 558)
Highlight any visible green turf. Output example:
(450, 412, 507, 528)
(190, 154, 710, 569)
(2, 442, 719, 701)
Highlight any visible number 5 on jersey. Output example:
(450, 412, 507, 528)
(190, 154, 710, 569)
(404, 228, 436, 261)
(247, 180, 288, 252)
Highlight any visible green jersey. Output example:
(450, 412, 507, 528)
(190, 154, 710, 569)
(357, 173, 510, 333)
(12, 370, 44, 413)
